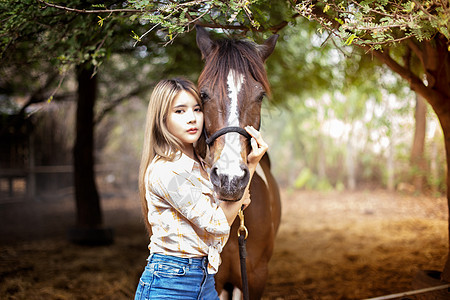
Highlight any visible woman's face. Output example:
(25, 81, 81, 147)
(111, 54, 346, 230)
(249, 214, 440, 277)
(166, 91, 204, 149)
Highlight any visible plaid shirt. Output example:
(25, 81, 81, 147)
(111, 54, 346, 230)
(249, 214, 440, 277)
(145, 152, 230, 274)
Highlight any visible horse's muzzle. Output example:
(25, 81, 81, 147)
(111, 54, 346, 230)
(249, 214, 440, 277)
(210, 164, 250, 202)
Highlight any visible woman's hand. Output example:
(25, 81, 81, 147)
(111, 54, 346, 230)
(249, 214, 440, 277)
(245, 125, 268, 171)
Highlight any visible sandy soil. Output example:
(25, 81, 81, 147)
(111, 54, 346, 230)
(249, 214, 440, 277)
(0, 189, 448, 299)
(265, 190, 448, 299)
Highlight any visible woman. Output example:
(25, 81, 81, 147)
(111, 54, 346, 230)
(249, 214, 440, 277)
(135, 78, 267, 299)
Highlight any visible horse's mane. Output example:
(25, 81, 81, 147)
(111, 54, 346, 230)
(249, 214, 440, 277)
(198, 38, 271, 100)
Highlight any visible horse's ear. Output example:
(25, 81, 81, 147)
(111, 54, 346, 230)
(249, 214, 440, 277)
(259, 34, 279, 61)
(196, 25, 214, 59)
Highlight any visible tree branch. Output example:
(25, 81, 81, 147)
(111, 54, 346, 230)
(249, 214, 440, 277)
(94, 85, 150, 124)
(408, 39, 425, 69)
(370, 48, 419, 86)
(18, 72, 59, 115)
(369, 47, 445, 112)
(38, 0, 142, 14)
(195, 16, 294, 34)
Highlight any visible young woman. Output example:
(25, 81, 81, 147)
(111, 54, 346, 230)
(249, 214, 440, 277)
(135, 78, 268, 299)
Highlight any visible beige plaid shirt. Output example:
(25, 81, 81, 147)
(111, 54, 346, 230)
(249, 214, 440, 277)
(145, 152, 230, 274)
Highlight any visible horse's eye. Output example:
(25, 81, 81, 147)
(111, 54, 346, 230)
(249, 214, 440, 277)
(257, 92, 266, 102)
(200, 92, 210, 102)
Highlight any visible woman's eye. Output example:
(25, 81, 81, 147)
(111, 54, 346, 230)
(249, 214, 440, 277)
(175, 109, 184, 114)
(194, 107, 202, 112)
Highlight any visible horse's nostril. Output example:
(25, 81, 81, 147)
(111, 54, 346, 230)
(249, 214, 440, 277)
(241, 165, 249, 178)
(239, 165, 250, 188)
(210, 166, 220, 187)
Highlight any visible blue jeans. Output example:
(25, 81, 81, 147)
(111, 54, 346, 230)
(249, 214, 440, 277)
(134, 253, 219, 300)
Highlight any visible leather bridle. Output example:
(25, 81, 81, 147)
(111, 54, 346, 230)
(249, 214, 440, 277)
(204, 126, 251, 145)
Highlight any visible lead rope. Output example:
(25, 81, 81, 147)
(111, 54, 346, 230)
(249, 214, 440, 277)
(237, 206, 249, 300)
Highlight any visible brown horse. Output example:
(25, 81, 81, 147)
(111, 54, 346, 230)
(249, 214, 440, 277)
(195, 25, 282, 299)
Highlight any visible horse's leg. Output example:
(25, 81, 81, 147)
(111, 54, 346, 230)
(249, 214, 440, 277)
(215, 261, 228, 298)
(232, 287, 243, 299)
(248, 262, 270, 299)
(218, 289, 231, 300)
(218, 282, 239, 300)
(216, 240, 241, 299)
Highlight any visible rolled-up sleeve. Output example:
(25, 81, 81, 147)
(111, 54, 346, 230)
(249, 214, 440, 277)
(148, 167, 230, 236)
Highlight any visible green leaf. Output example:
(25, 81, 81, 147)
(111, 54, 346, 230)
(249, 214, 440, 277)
(345, 34, 356, 45)
(131, 30, 141, 42)
(97, 16, 104, 27)
(335, 17, 344, 25)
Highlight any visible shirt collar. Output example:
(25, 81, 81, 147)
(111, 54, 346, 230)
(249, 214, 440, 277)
(176, 151, 196, 172)
(174, 150, 210, 173)
(154, 150, 209, 174)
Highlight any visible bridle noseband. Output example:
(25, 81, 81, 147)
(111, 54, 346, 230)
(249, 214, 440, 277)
(205, 126, 251, 145)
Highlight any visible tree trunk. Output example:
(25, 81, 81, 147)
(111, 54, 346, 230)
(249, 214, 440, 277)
(429, 119, 439, 195)
(437, 112, 450, 282)
(410, 93, 427, 192)
(317, 132, 326, 180)
(371, 34, 450, 280)
(387, 134, 395, 192)
(346, 131, 356, 190)
(69, 64, 113, 245)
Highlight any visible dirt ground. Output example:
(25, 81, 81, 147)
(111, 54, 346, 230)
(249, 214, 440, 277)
(0, 189, 448, 299)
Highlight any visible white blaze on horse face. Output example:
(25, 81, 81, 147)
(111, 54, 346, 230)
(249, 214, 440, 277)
(216, 69, 245, 179)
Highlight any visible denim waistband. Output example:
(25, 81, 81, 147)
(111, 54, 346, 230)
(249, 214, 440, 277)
(149, 253, 208, 267)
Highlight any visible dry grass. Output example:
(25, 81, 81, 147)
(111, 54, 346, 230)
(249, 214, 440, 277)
(1, 233, 147, 299)
(0, 189, 448, 299)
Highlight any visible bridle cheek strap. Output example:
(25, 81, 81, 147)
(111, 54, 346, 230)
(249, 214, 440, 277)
(205, 126, 251, 145)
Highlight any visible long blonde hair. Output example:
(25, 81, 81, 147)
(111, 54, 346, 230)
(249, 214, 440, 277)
(139, 78, 205, 234)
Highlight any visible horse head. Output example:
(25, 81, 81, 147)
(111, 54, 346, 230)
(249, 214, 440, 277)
(196, 25, 278, 201)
